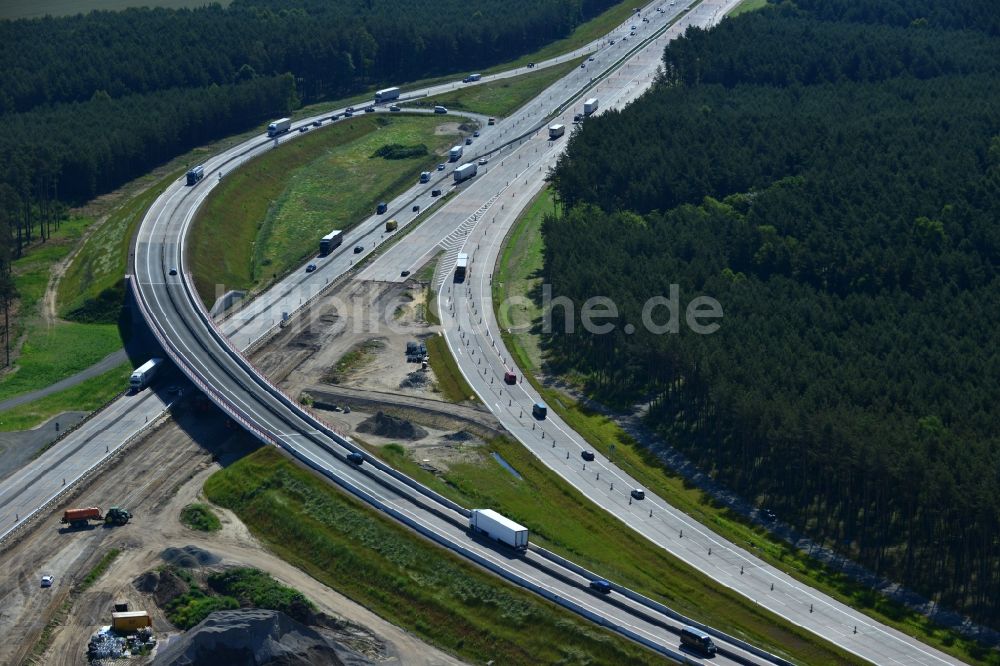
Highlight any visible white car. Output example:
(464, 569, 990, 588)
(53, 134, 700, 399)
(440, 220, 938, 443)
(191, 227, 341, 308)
(478, 158, 488, 166)
(41, 575, 54, 588)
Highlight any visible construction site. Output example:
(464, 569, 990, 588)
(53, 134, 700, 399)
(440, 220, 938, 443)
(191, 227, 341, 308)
(0, 270, 489, 665)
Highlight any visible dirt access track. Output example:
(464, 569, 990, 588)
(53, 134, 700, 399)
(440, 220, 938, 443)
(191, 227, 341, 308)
(0, 406, 464, 666)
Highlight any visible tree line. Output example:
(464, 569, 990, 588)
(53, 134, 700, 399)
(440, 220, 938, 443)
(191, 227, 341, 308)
(546, 1, 1000, 630)
(0, 0, 620, 351)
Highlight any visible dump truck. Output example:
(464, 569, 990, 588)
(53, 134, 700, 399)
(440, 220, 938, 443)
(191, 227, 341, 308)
(548, 124, 565, 139)
(112, 611, 151, 633)
(455, 253, 469, 281)
(62, 507, 104, 528)
(129, 358, 163, 391)
(584, 97, 599, 115)
(453, 162, 477, 183)
(374, 86, 400, 103)
(449, 145, 463, 161)
(267, 117, 291, 137)
(469, 509, 528, 551)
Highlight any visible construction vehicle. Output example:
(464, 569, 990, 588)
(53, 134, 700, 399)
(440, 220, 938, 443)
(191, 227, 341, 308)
(105, 507, 132, 525)
(61, 507, 104, 528)
(385, 219, 398, 232)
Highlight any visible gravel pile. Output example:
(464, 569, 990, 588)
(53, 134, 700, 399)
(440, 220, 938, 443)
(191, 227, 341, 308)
(356, 411, 427, 440)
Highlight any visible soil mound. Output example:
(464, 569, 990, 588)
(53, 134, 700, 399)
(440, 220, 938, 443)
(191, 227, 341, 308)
(153, 608, 372, 666)
(356, 412, 427, 440)
(160, 545, 220, 568)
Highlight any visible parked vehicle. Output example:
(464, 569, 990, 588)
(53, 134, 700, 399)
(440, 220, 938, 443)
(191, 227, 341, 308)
(469, 508, 528, 550)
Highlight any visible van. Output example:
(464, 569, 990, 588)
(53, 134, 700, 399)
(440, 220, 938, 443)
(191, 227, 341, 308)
(532, 403, 547, 419)
(680, 626, 717, 655)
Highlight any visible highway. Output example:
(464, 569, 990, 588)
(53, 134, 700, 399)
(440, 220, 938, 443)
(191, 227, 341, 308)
(0, 0, 966, 663)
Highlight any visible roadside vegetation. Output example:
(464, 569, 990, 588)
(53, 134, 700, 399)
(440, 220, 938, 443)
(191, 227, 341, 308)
(179, 503, 222, 532)
(0, 362, 130, 432)
(189, 115, 458, 306)
(164, 566, 311, 630)
(425, 333, 479, 404)
(367, 438, 859, 665)
(496, 178, 998, 666)
(204, 446, 666, 665)
(727, 0, 767, 15)
(415, 58, 585, 119)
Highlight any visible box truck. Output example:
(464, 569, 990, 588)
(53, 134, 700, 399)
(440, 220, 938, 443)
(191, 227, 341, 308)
(584, 98, 599, 115)
(130, 358, 163, 391)
(469, 509, 528, 550)
(449, 145, 463, 161)
(453, 162, 477, 183)
(548, 124, 565, 139)
(267, 117, 291, 137)
(185, 165, 204, 186)
(375, 86, 400, 103)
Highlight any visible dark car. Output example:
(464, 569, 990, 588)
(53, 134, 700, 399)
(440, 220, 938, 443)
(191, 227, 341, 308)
(400, 270, 411, 277)
(346, 452, 364, 465)
(504, 371, 517, 385)
(312, 120, 321, 127)
(431, 189, 442, 197)
(581, 450, 595, 461)
(168, 267, 178, 276)
(365, 106, 375, 113)
(306, 263, 317, 273)
(473, 131, 480, 137)
(412, 205, 420, 212)
(299, 126, 309, 132)
(574, 113, 583, 122)
(465, 137, 473, 145)
(589, 579, 612, 594)
(353, 245, 364, 254)
(630, 488, 645, 501)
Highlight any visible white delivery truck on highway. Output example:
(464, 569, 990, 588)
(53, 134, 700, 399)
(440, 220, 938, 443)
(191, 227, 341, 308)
(130, 358, 163, 392)
(267, 117, 292, 137)
(449, 145, 463, 161)
(453, 162, 477, 183)
(584, 97, 599, 115)
(548, 123, 566, 139)
(455, 253, 469, 281)
(374, 86, 400, 103)
(469, 509, 528, 551)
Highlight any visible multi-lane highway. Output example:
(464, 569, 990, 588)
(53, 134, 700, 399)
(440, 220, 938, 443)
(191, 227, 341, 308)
(0, 0, 967, 664)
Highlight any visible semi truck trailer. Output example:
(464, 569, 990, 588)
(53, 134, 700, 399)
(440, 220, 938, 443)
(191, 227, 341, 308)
(319, 229, 343, 255)
(185, 165, 204, 186)
(267, 117, 291, 137)
(469, 509, 528, 550)
(129, 358, 163, 391)
(374, 86, 400, 103)
(453, 162, 477, 183)
(584, 98, 599, 115)
(455, 253, 469, 281)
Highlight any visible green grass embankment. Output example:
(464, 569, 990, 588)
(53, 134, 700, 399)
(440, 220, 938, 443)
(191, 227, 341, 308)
(189, 114, 458, 307)
(204, 446, 665, 665)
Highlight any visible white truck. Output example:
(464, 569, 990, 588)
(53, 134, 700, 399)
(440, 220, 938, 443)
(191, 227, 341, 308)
(375, 86, 400, 103)
(584, 97, 599, 115)
(449, 145, 463, 161)
(267, 117, 291, 137)
(453, 162, 477, 183)
(463, 73, 482, 83)
(548, 123, 566, 139)
(130, 358, 163, 391)
(455, 253, 469, 281)
(469, 509, 528, 551)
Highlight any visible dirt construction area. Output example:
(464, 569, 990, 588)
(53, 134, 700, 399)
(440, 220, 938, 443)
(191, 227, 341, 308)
(252, 274, 507, 472)
(0, 406, 464, 666)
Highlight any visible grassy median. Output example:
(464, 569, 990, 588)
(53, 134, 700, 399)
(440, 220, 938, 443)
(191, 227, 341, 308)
(204, 446, 665, 665)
